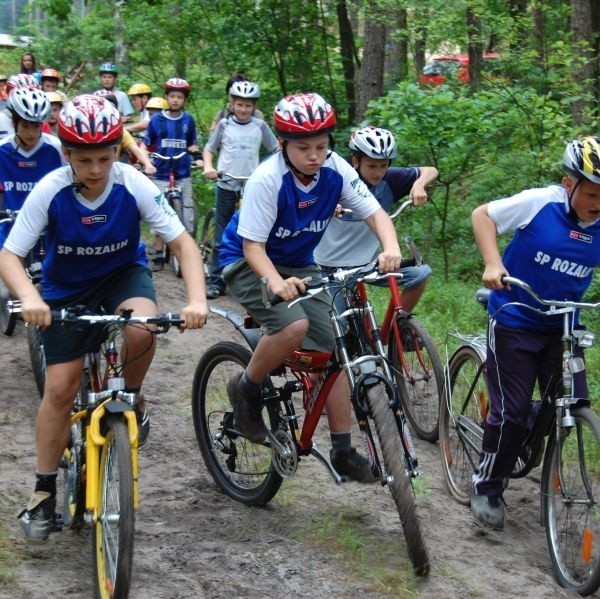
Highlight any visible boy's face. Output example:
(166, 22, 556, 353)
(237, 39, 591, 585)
(166, 91, 186, 111)
(16, 120, 42, 150)
(352, 155, 390, 187)
(49, 102, 62, 124)
(63, 146, 117, 198)
(230, 97, 255, 122)
(564, 176, 600, 222)
(131, 94, 147, 111)
(42, 79, 58, 92)
(284, 134, 330, 176)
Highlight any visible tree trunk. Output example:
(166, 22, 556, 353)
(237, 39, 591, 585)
(467, 6, 483, 89)
(385, 9, 408, 86)
(357, 10, 385, 121)
(336, 0, 357, 124)
(570, 0, 594, 125)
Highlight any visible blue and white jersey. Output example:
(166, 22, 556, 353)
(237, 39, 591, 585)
(487, 185, 600, 330)
(143, 110, 198, 180)
(4, 162, 184, 299)
(219, 151, 380, 268)
(314, 166, 419, 268)
(0, 132, 64, 247)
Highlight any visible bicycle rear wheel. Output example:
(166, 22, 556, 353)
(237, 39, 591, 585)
(389, 316, 443, 442)
(367, 381, 429, 576)
(27, 323, 46, 398)
(191, 341, 283, 505)
(439, 344, 487, 505)
(93, 416, 134, 599)
(199, 207, 216, 278)
(543, 406, 600, 596)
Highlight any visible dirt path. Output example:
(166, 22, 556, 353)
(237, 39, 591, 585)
(0, 269, 581, 598)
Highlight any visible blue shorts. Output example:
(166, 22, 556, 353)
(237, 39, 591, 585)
(42, 265, 156, 364)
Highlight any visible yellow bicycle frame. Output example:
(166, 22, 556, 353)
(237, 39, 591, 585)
(81, 401, 139, 520)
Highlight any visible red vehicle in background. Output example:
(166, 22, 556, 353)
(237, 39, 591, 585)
(419, 53, 502, 86)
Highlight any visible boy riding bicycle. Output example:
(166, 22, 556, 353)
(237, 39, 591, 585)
(140, 77, 203, 270)
(314, 125, 437, 312)
(470, 136, 600, 530)
(219, 93, 402, 482)
(203, 80, 279, 299)
(0, 94, 208, 541)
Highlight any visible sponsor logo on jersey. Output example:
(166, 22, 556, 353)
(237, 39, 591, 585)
(81, 215, 107, 225)
(298, 197, 318, 209)
(569, 230, 592, 243)
(17, 161, 36, 168)
(161, 139, 187, 149)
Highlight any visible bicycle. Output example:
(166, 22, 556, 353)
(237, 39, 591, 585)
(0, 209, 45, 337)
(150, 151, 197, 278)
(438, 276, 600, 595)
(371, 199, 443, 442)
(10, 301, 182, 599)
(198, 172, 249, 278)
(191, 260, 430, 575)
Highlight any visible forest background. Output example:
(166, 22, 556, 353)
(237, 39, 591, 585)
(2, 0, 600, 388)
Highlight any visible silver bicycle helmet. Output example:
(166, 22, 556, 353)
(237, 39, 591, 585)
(349, 126, 398, 159)
(8, 88, 51, 122)
(229, 81, 261, 100)
(563, 136, 600, 184)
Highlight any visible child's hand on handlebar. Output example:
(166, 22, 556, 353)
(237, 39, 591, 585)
(269, 276, 311, 302)
(203, 167, 218, 181)
(376, 249, 403, 273)
(482, 263, 509, 290)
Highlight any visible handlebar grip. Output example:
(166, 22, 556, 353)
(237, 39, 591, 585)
(404, 236, 423, 266)
(399, 257, 417, 269)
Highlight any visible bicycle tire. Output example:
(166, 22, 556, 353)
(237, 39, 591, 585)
(0, 293, 17, 336)
(169, 192, 184, 278)
(439, 344, 487, 505)
(93, 416, 134, 599)
(27, 323, 46, 398)
(389, 316, 443, 442)
(191, 341, 283, 506)
(366, 381, 429, 576)
(199, 207, 216, 278)
(542, 406, 600, 595)
(62, 419, 86, 529)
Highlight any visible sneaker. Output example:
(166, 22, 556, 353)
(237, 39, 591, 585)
(227, 373, 265, 443)
(151, 256, 164, 272)
(470, 490, 505, 530)
(206, 285, 224, 300)
(330, 447, 379, 484)
(134, 404, 150, 447)
(18, 491, 59, 541)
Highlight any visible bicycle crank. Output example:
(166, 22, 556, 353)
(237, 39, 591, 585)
(268, 429, 298, 477)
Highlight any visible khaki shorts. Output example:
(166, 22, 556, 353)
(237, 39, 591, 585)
(223, 261, 335, 352)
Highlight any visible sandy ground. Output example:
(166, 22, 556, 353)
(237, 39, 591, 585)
(0, 267, 584, 598)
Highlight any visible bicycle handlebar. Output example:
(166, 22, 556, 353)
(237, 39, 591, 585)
(0, 208, 18, 223)
(217, 172, 250, 183)
(149, 151, 189, 162)
(261, 258, 417, 309)
(8, 301, 183, 329)
(501, 275, 600, 311)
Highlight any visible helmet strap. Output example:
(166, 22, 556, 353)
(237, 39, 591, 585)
(566, 177, 582, 223)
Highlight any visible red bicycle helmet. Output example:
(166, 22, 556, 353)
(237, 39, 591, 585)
(273, 93, 336, 139)
(6, 74, 40, 93)
(164, 77, 190, 96)
(58, 94, 122, 149)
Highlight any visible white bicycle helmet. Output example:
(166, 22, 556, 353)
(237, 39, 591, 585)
(8, 88, 51, 122)
(563, 136, 600, 184)
(349, 126, 398, 159)
(229, 81, 260, 99)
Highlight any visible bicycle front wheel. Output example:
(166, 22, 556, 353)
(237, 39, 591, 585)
(93, 416, 134, 599)
(439, 344, 487, 505)
(389, 316, 443, 442)
(543, 406, 600, 596)
(199, 207, 216, 278)
(191, 341, 283, 506)
(27, 323, 46, 398)
(367, 381, 429, 576)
